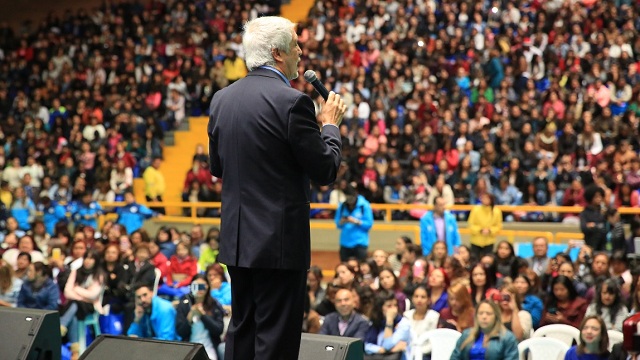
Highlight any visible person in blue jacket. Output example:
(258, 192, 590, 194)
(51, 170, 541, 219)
(334, 185, 374, 262)
(38, 196, 68, 236)
(17, 262, 60, 310)
(10, 186, 36, 231)
(420, 195, 461, 256)
(513, 274, 544, 328)
(116, 191, 159, 234)
(72, 192, 103, 230)
(127, 283, 177, 341)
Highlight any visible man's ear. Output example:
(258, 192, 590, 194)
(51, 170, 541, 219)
(272, 48, 282, 62)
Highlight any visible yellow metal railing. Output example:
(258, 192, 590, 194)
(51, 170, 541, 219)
(93, 201, 640, 222)
(53, 201, 612, 244)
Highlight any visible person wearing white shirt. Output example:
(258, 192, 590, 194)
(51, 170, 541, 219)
(2, 157, 24, 190)
(23, 157, 44, 189)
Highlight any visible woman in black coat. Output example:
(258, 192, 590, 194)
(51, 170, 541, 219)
(175, 274, 225, 359)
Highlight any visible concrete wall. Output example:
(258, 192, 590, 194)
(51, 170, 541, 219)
(143, 219, 585, 253)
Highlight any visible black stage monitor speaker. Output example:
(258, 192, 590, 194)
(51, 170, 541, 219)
(79, 335, 209, 360)
(0, 307, 61, 360)
(298, 333, 364, 360)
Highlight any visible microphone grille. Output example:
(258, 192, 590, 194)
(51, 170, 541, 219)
(303, 70, 317, 83)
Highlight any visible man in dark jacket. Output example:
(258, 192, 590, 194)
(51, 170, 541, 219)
(319, 288, 370, 341)
(208, 16, 345, 360)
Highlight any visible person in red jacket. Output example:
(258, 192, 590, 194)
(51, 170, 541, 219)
(148, 240, 170, 283)
(157, 241, 197, 299)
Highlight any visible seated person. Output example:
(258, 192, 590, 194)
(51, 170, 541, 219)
(176, 274, 225, 359)
(17, 262, 59, 310)
(564, 315, 610, 360)
(158, 241, 197, 299)
(127, 283, 177, 341)
(319, 288, 370, 341)
(364, 291, 410, 359)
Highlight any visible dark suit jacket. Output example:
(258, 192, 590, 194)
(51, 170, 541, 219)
(122, 260, 157, 300)
(319, 311, 370, 341)
(208, 68, 342, 270)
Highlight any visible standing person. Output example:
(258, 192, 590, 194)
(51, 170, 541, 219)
(142, 157, 166, 215)
(468, 194, 502, 259)
(207, 16, 345, 360)
(419, 195, 461, 256)
(580, 185, 607, 251)
(335, 185, 374, 262)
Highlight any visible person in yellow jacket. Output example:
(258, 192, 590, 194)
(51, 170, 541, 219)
(223, 48, 247, 83)
(468, 193, 503, 259)
(143, 157, 166, 214)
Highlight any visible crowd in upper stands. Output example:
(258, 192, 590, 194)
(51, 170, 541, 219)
(288, 0, 640, 223)
(0, 0, 640, 358)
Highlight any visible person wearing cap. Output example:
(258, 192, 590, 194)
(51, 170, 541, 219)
(72, 192, 103, 230)
(335, 185, 374, 262)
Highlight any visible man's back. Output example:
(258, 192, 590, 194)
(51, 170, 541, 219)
(208, 68, 341, 270)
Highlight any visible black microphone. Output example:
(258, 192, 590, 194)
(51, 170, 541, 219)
(303, 70, 330, 100)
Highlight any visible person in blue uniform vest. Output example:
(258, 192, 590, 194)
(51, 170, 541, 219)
(72, 192, 103, 230)
(334, 185, 374, 262)
(38, 196, 68, 236)
(116, 191, 159, 234)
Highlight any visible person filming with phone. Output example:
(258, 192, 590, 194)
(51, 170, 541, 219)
(176, 274, 225, 360)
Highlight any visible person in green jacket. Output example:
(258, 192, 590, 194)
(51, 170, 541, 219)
(198, 235, 220, 272)
(450, 300, 519, 360)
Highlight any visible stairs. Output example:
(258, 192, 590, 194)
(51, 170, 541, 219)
(135, 117, 209, 216)
(281, 0, 314, 24)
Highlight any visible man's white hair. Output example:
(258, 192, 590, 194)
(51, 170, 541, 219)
(243, 16, 295, 71)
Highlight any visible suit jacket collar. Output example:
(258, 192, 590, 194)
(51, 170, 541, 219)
(248, 67, 287, 82)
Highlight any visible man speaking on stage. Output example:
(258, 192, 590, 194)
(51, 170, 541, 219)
(208, 16, 346, 360)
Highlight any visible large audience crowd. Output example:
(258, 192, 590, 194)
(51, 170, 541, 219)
(0, 0, 640, 358)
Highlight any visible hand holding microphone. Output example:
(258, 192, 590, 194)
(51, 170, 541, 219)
(304, 70, 346, 127)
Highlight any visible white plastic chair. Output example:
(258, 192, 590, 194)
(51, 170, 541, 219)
(412, 328, 461, 360)
(152, 267, 162, 296)
(532, 324, 580, 347)
(518, 337, 570, 360)
(608, 330, 624, 351)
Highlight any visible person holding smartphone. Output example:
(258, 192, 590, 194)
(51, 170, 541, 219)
(493, 284, 532, 341)
(175, 274, 225, 360)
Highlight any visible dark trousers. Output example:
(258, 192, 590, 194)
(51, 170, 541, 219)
(339, 245, 368, 262)
(471, 244, 495, 260)
(225, 266, 306, 360)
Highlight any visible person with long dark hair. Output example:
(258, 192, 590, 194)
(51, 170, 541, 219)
(513, 274, 544, 328)
(176, 274, 225, 360)
(494, 241, 519, 282)
(404, 285, 440, 359)
(101, 244, 128, 316)
(564, 315, 610, 360)
(470, 263, 500, 307)
(61, 249, 105, 343)
(540, 275, 588, 328)
(585, 278, 629, 331)
(363, 291, 411, 359)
